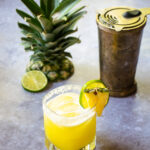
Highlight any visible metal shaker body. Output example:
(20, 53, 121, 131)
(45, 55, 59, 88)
(96, 7, 150, 97)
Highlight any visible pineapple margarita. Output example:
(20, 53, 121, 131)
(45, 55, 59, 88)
(43, 80, 109, 150)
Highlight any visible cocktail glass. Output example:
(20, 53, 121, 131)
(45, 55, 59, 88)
(43, 85, 96, 150)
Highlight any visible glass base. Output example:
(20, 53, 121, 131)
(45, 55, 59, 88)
(45, 136, 96, 150)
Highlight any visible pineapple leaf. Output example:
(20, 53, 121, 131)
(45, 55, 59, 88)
(18, 23, 36, 33)
(41, 32, 55, 42)
(22, 41, 34, 48)
(21, 0, 43, 16)
(31, 50, 70, 62)
(67, 6, 86, 17)
(52, 22, 69, 34)
(40, 0, 59, 17)
(51, 0, 81, 21)
(53, 11, 85, 35)
(59, 37, 81, 49)
(68, 11, 87, 24)
(43, 29, 78, 49)
(25, 17, 43, 33)
(52, 6, 86, 26)
(21, 36, 43, 46)
(49, 47, 65, 53)
(21, 37, 37, 43)
(17, 9, 43, 29)
(19, 24, 44, 44)
(37, 15, 53, 32)
(63, 52, 72, 58)
(26, 33, 44, 44)
(21, 30, 29, 35)
(60, 28, 78, 37)
(68, 11, 87, 21)
(23, 43, 40, 51)
(16, 9, 33, 20)
(46, 0, 59, 17)
(30, 45, 43, 51)
(45, 35, 67, 49)
(63, 39, 80, 49)
(52, 16, 67, 26)
(40, 0, 47, 11)
(63, 11, 86, 32)
(30, 53, 48, 62)
(45, 41, 58, 49)
(24, 47, 32, 51)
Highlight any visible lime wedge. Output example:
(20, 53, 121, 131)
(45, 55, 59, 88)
(21, 71, 48, 92)
(79, 80, 109, 116)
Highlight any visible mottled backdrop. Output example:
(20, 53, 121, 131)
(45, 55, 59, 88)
(0, 0, 150, 150)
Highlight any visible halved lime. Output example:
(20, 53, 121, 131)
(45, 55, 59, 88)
(79, 80, 109, 116)
(21, 70, 48, 92)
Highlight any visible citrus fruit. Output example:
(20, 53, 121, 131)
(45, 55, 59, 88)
(21, 70, 48, 92)
(79, 80, 109, 116)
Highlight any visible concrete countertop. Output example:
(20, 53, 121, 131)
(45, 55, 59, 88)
(0, 0, 150, 150)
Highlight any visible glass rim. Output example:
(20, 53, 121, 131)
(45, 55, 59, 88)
(42, 84, 96, 120)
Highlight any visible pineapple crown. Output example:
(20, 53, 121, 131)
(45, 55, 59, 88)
(16, 0, 86, 63)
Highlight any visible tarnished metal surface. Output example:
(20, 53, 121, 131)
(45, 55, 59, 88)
(0, 0, 150, 150)
(98, 26, 144, 97)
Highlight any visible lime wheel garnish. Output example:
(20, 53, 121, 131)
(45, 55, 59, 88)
(79, 80, 109, 116)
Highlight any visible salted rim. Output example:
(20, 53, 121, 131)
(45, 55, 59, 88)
(42, 85, 96, 121)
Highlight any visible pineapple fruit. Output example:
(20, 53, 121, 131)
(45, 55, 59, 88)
(17, 0, 86, 82)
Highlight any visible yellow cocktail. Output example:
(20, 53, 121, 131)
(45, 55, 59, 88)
(43, 85, 96, 150)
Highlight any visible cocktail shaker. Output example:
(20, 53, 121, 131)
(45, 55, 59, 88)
(96, 7, 150, 97)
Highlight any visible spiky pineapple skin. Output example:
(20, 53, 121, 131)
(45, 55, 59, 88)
(26, 58, 74, 81)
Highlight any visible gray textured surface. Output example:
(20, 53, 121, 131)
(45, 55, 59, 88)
(0, 0, 150, 150)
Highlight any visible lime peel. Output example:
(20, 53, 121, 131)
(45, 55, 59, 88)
(79, 80, 109, 116)
(21, 70, 48, 92)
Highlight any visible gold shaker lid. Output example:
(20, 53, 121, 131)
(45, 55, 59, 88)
(96, 7, 149, 31)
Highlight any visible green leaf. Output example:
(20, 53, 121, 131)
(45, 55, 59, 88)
(60, 28, 78, 37)
(22, 42, 40, 51)
(16, 9, 33, 19)
(37, 15, 53, 32)
(50, 47, 65, 53)
(63, 52, 72, 58)
(40, 0, 59, 17)
(22, 41, 33, 48)
(21, 37, 37, 43)
(25, 17, 43, 33)
(40, 0, 47, 11)
(67, 6, 86, 17)
(46, 0, 59, 17)
(52, 10, 85, 35)
(63, 11, 86, 31)
(52, 0, 81, 21)
(59, 37, 81, 49)
(26, 33, 44, 44)
(52, 22, 69, 34)
(24, 47, 32, 51)
(68, 11, 87, 22)
(18, 23, 36, 33)
(21, 0, 43, 16)
(41, 32, 55, 41)
(44, 29, 77, 49)
(21, 36, 44, 47)
(18, 23, 44, 44)
(30, 45, 43, 51)
(30, 53, 51, 62)
(16, 9, 42, 28)
(45, 41, 58, 49)
(52, 16, 67, 26)
(45, 35, 65, 48)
